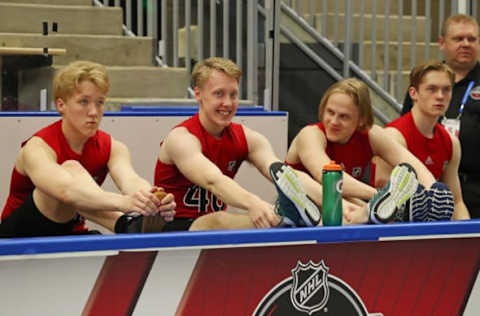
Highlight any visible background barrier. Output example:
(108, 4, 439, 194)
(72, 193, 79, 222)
(0, 221, 478, 315)
(0, 110, 287, 232)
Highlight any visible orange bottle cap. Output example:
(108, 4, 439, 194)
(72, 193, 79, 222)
(323, 160, 343, 171)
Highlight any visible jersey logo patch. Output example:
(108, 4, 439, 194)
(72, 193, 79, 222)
(425, 156, 433, 165)
(227, 160, 237, 172)
(351, 167, 362, 178)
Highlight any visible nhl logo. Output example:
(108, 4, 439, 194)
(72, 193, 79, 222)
(290, 260, 330, 314)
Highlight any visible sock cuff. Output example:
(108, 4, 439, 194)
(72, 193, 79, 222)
(114, 214, 129, 233)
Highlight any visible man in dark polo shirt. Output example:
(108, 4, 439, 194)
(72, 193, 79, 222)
(402, 14, 480, 218)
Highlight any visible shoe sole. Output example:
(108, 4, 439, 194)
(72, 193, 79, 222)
(370, 164, 418, 223)
(410, 182, 454, 222)
(270, 162, 321, 226)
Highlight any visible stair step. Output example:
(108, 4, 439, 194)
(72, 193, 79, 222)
(366, 70, 411, 110)
(290, 0, 400, 15)
(361, 41, 441, 71)
(0, 33, 153, 66)
(17, 66, 190, 110)
(306, 13, 429, 42)
(0, 0, 90, 5)
(0, 3, 122, 35)
(106, 66, 189, 98)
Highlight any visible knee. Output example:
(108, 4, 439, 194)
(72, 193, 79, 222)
(60, 160, 88, 177)
(189, 212, 226, 231)
(61, 160, 84, 173)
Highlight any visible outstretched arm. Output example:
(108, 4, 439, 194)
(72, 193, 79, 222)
(441, 136, 470, 220)
(292, 125, 376, 200)
(22, 137, 139, 214)
(162, 126, 278, 228)
(108, 138, 176, 217)
(370, 125, 436, 188)
(23, 136, 173, 217)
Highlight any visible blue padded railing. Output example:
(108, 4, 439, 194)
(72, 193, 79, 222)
(0, 220, 479, 256)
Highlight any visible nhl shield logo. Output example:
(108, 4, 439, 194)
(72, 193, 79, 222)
(290, 260, 329, 314)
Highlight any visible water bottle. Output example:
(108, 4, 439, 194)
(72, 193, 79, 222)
(322, 161, 343, 226)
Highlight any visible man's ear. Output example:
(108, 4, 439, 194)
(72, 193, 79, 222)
(357, 117, 367, 131)
(408, 86, 418, 102)
(194, 86, 205, 107)
(193, 86, 201, 102)
(438, 36, 445, 51)
(56, 98, 65, 114)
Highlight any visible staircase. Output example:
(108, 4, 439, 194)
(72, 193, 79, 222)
(285, 0, 444, 121)
(0, 0, 189, 111)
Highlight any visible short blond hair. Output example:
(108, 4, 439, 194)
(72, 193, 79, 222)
(409, 60, 455, 89)
(191, 57, 242, 88)
(53, 60, 109, 101)
(318, 78, 373, 129)
(441, 14, 479, 37)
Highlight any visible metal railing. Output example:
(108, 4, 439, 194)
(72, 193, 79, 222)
(283, 0, 477, 108)
(93, 0, 479, 120)
(93, 0, 261, 104)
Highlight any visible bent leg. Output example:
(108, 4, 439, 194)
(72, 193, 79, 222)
(189, 211, 255, 231)
(34, 160, 101, 223)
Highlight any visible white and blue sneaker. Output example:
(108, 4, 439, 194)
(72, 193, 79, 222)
(269, 162, 321, 227)
(368, 163, 419, 224)
(409, 182, 454, 221)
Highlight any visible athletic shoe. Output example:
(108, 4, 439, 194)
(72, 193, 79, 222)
(269, 162, 321, 227)
(368, 163, 418, 224)
(409, 182, 454, 222)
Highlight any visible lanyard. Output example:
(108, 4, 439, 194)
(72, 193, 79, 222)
(457, 80, 475, 119)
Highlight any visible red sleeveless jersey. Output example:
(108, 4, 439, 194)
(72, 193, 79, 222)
(1, 120, 112, 231)
(154, 114, 249, 219)
(386, 111, 452, 180)
(287, 122, 373, 181)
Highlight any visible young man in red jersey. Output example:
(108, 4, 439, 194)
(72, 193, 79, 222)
(0, 61, 176, 237)
(153, 57, 345, 231)
(285, 78, 455, 223)
(377, 61, 470, 220)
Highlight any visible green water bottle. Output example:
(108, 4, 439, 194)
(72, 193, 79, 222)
(322, 161, 343, 226)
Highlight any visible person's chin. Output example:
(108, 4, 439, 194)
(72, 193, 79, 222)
(456, 57, 476, 66)
(326, 133, 342, 143)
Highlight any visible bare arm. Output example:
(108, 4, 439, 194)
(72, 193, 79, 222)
(373, 127, 408, 188)
(441, 136, 470, 220)
(369, 125, 436, 188)
(22, 137, 129, 213)
(293, 125, 376, 200)
(108, 138, 176, 217)
(108, 139, 154, 195)
(162, 126, 278, 228)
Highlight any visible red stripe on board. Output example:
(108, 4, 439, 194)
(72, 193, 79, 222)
(82, 251, 157, 316)
(432, 239, 480, 316)
(371, 241, 416, 314)
(357, 242, 394, 310)
(391, 240, 438, 316)
(411, 239, 456, 316)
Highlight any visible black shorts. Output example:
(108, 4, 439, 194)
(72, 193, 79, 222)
(0, 194, 96, 238)
(162, 218, 195, 232)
